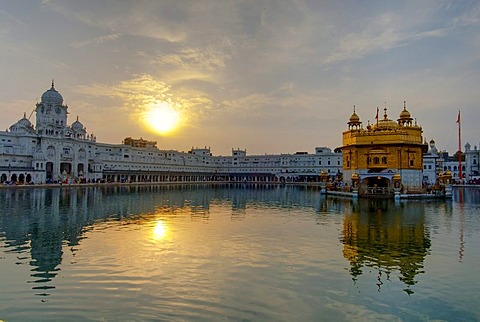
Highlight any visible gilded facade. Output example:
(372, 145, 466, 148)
(340, 103, 428, 195)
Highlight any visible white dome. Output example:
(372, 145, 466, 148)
(41, 81, 63, 106)
(72, 120, 84, 131)
(9, 113, 34, 134)
(18, 116, 32, 128)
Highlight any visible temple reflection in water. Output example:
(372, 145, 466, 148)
(0, 184, 445, 296)
(0, 186, 203, 294)
(0, 185, 324, 293)
(340, 198, 431, 293)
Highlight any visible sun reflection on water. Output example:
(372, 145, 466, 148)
(152, 220, 168, 240)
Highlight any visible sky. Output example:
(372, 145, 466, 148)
(0, 0, 479, 156)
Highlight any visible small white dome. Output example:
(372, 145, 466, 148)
(10, 113, 34, 134)
(18, 115, 32, 128)
(72, 116, 84, 132)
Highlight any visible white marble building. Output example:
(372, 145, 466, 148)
(422, 140, 480, 184)
(464, 143, 480, 181)
(0, 82, 342, 184)
(422, 139, 440, 185)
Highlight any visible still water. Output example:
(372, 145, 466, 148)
(0, 185, 479, 321)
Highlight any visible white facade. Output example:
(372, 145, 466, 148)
(464, 143, 480, 181)
(0, 83, 342, 184)
(422, 139, 440, 185)
(422, 140, 480, 184)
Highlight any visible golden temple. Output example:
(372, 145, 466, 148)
(340, 102, 428, 196)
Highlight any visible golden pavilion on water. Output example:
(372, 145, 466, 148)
(339, 102, 429, 197)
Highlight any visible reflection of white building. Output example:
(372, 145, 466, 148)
(0, 82, 342, 184)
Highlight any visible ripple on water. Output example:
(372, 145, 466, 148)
(1, 186, 480, 320)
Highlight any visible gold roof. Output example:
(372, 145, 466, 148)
(373, 108, 398, 130)
(348, 106, 361, 124)
(399, 107, 411, 119)
(398, 101, 412, 120)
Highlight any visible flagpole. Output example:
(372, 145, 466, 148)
(458, 110, 462, 183)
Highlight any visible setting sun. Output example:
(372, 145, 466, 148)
(143, 102, 180, 134)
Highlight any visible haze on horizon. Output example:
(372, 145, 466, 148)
(0, 0, 479, 156)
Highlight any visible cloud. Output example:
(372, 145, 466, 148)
(154, 47, 230, 71)
(41, 0, 188, 42)
(324, 13, 446, 64)
(137, 46, 232, 85)
(71, 33, 123, 49)
(221, 93, 274, 113)
(74, 74, 214, 127)
(0, 9, 27, 28)
(2, 0, 478, 154)
(451, 2, 480, 27)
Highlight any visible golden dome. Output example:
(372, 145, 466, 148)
(376, 119, 398, 129)
(398, 101, 413, 123)
(399, 107, 411, 119)
(373, 108, 398, 130)
(348, 106, 360, 123)
(349, 112, 360, 122)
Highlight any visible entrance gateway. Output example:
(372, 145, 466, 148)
(360, 172, 395, 196)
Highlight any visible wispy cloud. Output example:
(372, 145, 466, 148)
(71, 33, 122, 49)
(41, 0, 187, 42)
(154, 47, 230, 71)
(0, 9, 27, 28)
(221, 93, 274, 113)
(451, 2, 480, 27)
(137, 46, 231, 85)
(324, 13, 446, 64)
(75, 74, 213, 126)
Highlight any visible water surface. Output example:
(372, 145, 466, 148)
(0, 185, 479, 321)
